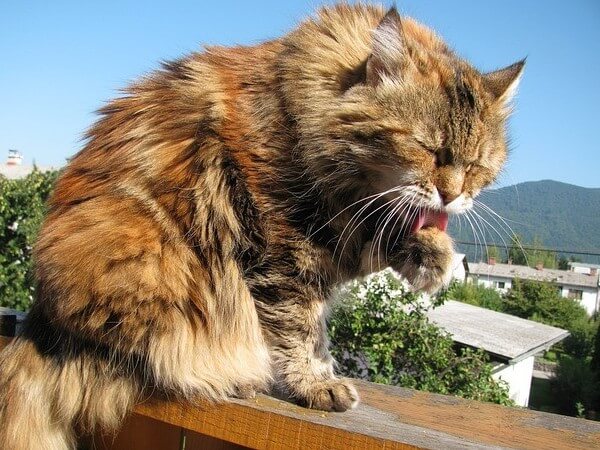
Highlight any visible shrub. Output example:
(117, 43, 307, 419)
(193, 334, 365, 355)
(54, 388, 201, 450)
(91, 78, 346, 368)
(563, 318, 598, 359)
(504, 279, 588, 327)
(447, 281, 504, 311)
(0, 169, 58, 311)
(551, 355, 599, 419)
(329, 270, 513, 406)
(504, 279, 596, 358)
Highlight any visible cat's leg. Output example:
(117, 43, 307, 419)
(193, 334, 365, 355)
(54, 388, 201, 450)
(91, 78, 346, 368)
(390, 227, 454, 293)
(256, 299, 359, 412)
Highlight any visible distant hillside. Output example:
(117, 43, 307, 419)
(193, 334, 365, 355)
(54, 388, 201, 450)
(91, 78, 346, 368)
(449, 180, 600, 263)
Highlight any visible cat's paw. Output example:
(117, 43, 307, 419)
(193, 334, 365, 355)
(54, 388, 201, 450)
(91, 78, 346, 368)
(232, 383, 258, 399)
(295, 378, 359, 412)
(395, 227, 454, 293)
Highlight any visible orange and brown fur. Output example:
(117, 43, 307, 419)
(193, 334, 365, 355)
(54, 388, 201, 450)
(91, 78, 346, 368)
(0, 4, 523, 449)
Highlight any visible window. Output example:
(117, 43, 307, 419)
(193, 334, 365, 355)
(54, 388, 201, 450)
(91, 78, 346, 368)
(497, 281, 506, 289)
(568, 289, 583, 300)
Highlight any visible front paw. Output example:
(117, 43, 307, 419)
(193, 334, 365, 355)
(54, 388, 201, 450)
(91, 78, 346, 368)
(232, 383, 258, 399)
(294, 378, 359, 412)
(394, 227, 454, 293)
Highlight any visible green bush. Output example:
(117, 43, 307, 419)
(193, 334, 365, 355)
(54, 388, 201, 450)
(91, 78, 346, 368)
(563, 318, 598, 359)
(329, 270, 513, 406)
(504, 279, 596, 358)
(502, 278, 585, 326)
(551, 355, 599, 419)
(447, 281, 504, 311)
(0, 169, 58, 311)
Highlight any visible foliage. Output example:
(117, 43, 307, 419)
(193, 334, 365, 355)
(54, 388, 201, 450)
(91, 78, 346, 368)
(486, 245, 500, 262)
(329, 270, 513, 406)
(505, 235, 557, 269)
(550, 355, 599, 419)
(563, 317, 598, 359)
(0, 169, 58, 311)
(446, 280, 504, 312)
(452, 278, 598, 359)
(503, 279, 598, 358)
(528, 236, 558, 269)
(558, 255, 581, 271)
(591, 324, 600, 374)
(507, 234, 527, 266)
(503, 279, 588, 329)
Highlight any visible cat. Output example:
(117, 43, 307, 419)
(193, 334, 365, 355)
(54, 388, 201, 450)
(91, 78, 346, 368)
(0, 3, 523, 449)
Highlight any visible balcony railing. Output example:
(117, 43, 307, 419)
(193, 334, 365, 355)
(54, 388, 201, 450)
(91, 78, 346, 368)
(1, 310, 599, 449)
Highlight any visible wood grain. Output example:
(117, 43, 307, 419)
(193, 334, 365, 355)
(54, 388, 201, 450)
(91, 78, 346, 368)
(133, 381, 600, 450)
(2, 335, 600, 449)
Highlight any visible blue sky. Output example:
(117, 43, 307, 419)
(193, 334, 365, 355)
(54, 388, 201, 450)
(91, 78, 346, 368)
(1, 1, 599, 188)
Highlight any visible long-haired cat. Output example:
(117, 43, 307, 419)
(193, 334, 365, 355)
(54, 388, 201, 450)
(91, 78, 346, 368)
(0, 4, 523, 449)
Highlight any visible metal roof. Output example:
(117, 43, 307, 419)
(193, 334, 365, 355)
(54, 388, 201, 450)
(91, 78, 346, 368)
(468, 262, 599, 289)
(427, 300, 569, 362)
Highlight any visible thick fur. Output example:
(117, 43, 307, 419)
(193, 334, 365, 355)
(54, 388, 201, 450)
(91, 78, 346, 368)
(0, 4, 523, 449)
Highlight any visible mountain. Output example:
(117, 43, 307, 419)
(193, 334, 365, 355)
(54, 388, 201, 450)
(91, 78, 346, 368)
(448, 180, 600, 263)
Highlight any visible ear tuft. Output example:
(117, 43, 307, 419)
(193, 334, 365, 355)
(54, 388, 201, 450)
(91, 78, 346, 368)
(366, 7, 405, 86)
(483, 59, 526, 107)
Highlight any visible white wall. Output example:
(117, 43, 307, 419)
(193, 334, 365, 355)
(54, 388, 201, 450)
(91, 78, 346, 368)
(468, 275, 511, 294)
(470, 276, 598, 315)
(450, 255, 466, 282)
(492, 357, 535, 407)
(559, 286, 597, 316)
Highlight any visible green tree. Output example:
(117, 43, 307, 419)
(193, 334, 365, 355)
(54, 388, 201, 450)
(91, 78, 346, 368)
(486, 245, 501, 263)
(504, 279, 596, 358)
(508, 234, 527, 265)
(447, 281, 504, 312)
(329, 271, 513, 406)
(558, 255, 581, 271)
(528, 236, 557, 269)
(551, 356, 599, 419)
(507, 234, 557, 269)
(503, 279, 586, 327)
(0, 169, 58, 311)
(591, 325, 600, 374)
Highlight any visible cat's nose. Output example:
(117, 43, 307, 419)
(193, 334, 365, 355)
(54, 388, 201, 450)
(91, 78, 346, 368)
(439, 190, 460, 205)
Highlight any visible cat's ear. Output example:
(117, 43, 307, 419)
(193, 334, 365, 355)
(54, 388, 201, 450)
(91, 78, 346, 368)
(366, 7, 406, 86)
(483, 59, 526, 109)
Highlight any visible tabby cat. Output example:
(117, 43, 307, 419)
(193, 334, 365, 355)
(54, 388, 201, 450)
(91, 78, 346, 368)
(0, 4, 523, 449)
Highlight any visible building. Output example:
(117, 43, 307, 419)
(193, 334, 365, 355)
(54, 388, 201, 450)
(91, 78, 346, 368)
(568, 261, 600, 275)
(427, 300, 569, 407)
(468, 260, 600, 315)
(450, 253, 468, 282)
(0, 150, 55, 179)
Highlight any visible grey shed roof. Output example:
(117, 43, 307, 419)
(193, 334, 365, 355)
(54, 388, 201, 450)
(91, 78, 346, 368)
(469, 262, 599, 289)
(427, 300, 569, 362)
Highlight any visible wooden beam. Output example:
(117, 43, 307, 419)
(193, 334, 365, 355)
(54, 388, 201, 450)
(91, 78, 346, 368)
(133, 381, 600, 450)
(1, 335, 599, 449)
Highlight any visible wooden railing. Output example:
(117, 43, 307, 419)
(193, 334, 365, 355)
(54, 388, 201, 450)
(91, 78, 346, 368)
(1, 313, 600, 449)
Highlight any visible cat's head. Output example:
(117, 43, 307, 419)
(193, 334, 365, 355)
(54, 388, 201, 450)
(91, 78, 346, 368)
(331, 7, 524, 233)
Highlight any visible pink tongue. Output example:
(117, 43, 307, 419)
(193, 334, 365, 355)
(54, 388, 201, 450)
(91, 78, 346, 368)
(411, 209, 449, 234)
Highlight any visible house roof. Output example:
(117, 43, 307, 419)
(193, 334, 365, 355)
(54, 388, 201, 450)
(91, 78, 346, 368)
(427, 300, 569, 363)
(468, 261, 599, 288)
(569, 262, 600, 270)
(0, 164, 55, 180)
